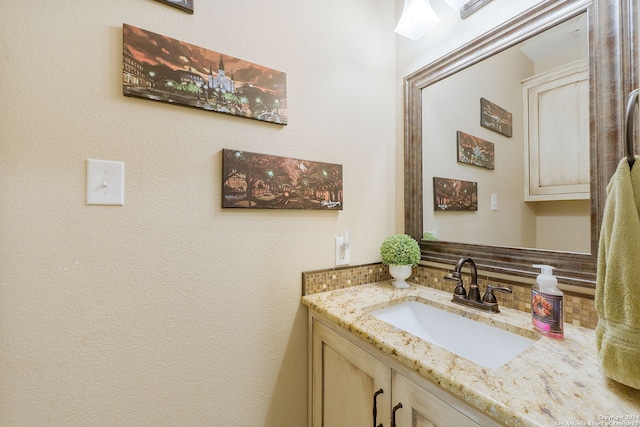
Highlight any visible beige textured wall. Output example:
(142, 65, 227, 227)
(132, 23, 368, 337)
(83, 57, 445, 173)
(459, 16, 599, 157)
(0, 1, 396, 425)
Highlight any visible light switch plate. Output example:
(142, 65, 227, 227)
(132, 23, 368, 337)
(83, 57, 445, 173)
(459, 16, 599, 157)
(86, 159, 124, 205)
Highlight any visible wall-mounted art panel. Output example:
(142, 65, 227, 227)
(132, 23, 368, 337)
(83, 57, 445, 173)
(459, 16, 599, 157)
(154, 0, 194, 14)
(480, 97, 512, 137)
(123, 24, 287, 125)
(460, 0, 493, 19)
(433, 177, 478, 211)
(222, 149, 342, 210)
(456, 131, 495, 170)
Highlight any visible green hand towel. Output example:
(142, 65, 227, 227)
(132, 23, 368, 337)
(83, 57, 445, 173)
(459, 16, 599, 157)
(596, 155, 640, 390)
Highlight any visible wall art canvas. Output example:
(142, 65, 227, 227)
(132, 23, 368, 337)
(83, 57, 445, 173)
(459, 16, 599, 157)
(123, 24, 287, 125)
(460, 0, 494, 19)
(457, 131, 495, 170)
(154, 0, 194, 13)
(433, 177, 478, 211)
(222, 149, 343, 210)
(480, 97, 512, 137)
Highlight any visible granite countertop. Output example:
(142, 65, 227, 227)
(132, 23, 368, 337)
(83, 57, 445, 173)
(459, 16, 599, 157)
(301, 281, 640, 427)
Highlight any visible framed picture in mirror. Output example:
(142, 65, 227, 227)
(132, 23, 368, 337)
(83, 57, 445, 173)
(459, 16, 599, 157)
(456, 131, 495, 170)
(433, 177, 478, 211)
(480, 98, 512, 137)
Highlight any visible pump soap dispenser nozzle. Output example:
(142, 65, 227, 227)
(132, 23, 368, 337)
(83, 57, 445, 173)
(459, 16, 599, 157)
(532, 264, 558, 289)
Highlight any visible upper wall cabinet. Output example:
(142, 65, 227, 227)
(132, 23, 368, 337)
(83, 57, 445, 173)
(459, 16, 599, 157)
(522, 59, 590, 201)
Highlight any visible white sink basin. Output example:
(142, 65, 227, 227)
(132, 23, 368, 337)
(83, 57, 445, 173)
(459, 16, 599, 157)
(370, 300, 537, 368)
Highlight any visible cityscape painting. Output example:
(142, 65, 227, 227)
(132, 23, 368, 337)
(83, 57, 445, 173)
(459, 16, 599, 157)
(154, 0, 194, 13)
(480, 98, 512, 137)
(123, 24, 287, 125)
(433, 177, 478, 211)
(456, 131, 495, 170)
(222, 149, 343, 210)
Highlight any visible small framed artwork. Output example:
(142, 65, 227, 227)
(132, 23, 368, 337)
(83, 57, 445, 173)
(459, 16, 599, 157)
(457, 131, 495, 170)
(433, 177, 478, 211)
(480, 97, 512, 137)
(222, 149, 343, 210)
(155, 0, 194, 14)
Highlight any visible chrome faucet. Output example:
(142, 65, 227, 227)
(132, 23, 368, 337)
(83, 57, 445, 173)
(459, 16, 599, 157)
(446, 257, 512, 313)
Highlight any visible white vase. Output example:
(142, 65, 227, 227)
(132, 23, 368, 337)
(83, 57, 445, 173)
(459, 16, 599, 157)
(389, 265, 412, 289)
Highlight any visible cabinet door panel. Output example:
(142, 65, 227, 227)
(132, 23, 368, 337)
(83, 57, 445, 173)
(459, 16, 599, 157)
(413, 412, 436, 427)
(522, 60, 590, 201)
(312, 320, 391, 427)
(392, 372, 481, 427)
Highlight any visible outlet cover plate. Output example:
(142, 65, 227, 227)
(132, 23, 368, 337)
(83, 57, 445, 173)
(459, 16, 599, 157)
(335, 237, 350, 266)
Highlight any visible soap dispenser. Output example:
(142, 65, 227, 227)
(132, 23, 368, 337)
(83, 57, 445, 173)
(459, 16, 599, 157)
(531, 264, 564, 338)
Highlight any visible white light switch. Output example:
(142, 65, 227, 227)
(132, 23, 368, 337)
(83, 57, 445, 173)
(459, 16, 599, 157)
(87, 159, 124, 205)
(491, 194, 498, 211)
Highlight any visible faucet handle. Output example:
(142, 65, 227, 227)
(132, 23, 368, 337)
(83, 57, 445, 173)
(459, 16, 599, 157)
(482, 285, 512, 304)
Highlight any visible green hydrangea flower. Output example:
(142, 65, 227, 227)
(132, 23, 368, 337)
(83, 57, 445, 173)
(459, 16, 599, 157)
(380, 234, 420, 266)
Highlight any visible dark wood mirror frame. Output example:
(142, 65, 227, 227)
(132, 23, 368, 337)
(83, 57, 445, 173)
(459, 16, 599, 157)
(403, 0, 637, 289)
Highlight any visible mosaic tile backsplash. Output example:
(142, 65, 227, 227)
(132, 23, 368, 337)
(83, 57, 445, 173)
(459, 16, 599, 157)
(302, 263, 598, 329)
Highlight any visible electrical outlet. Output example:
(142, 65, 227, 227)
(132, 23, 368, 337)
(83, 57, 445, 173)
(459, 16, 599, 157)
(335, 236, 350, 266)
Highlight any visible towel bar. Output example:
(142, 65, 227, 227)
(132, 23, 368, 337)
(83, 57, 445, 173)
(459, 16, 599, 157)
(625, 88, 639, 170)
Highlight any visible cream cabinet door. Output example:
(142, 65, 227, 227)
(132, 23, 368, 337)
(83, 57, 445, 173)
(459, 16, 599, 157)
(522, 59, 589, 201)
(391, 371, 482, 427)
(311, 319, 391, 427)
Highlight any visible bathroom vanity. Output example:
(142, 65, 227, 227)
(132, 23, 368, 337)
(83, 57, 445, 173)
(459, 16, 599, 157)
(310, 316, 501, 426)
(302, 282, 640, 426)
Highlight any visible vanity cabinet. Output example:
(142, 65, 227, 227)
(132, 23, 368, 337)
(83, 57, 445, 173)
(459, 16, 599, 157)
(310, 316, 391, 426)
(309, 315, 504, 427)
(391, 371, 480, 427)
(522, 59, 589, 201)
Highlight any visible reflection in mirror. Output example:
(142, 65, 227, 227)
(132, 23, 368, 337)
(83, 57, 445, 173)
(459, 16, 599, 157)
(400, 0, 640, 289)
(423, 15, 589, 253)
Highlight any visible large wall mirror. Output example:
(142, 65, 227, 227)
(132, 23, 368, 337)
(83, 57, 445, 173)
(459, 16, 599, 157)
(404, 0, 637, 290)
